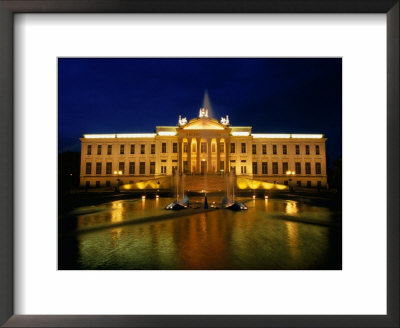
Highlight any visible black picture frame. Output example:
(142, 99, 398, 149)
(0, 1, 398, 327)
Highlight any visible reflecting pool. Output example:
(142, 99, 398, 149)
(59, 197, 341, 270)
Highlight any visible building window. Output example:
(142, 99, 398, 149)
(316, 145, 320, 155)
(96, 181, 100, 187)
(183, 161, 188, 173)
(173, 143, 177, 153)
(305, 162, 311, 174)
(272, 162, 278, 174)
(141, 144, 145, 154)
(97, 145, 102, 155)
(107, 145, 112, 155)
(201, 142, 207, 153)
(212, 143, 215, 152)
(161, 166, 167, 174)
(296, 145, 300, 155)
(241, 166, 247, 174)
(130, 144, 135, 154)
(119, 162, 125, 174)
(129, 162, 135, 175)
(151, 144, 155, 154)
(220, 161, 224, 172)
(306, 145, 310, 155)
(273, 145, 277, 155)
(315, 162, 321, 174)
(183, 143, 188, 153)
(87, 145, 92, 155)
(252, 144, 256, 154)
(106, 162, 112, 174)
(85, 162, 92, 174)
(220, 143, 224, 153)
(96, 162, 102, 175)
(241, 143, 246, 153)
(295, 162, 301, 175)
(162, 143, 166, 153)
(307, 181, 311, 188)
(262, 162, 268, 174)
(282, 162, 288, 174)
(252, 162, 258, 174)
(230, 143, 235, 153)
(139, 162, 145, 174)
(192, 143, 196, 152)
(282, 145, 287, 155)
(150, 162, 155, 174)
(262, 144, 267, 155)
(120, 144, 124, 155)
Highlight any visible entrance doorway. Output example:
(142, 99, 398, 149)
(201, 160, 207, 175)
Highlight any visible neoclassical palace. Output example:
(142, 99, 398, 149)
(80, 108, 327, 189)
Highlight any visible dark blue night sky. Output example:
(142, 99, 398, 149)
(58, 58, 342, 165)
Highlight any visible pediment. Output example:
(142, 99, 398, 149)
(183, 118, 225, 130)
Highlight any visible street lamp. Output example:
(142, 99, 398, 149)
(113, 170, 122, 192)
(286, 170, 296, 192)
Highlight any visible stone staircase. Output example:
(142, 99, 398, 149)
(183, 174, 227, 192)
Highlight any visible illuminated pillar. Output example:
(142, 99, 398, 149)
(226, 138, 230, 173)
(216, 138, 220, 174)
(196, 137, 200, 174)
(207, 139, 212, 173)
(188, 137, 192, 173)
(178, 140, 182, 173)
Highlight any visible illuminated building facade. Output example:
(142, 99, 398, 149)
(80, 108, 327, 189)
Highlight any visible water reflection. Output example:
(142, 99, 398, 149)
(59, 197, 341, 270)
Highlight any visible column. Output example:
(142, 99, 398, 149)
(188, 138, 192, 173)
(216, 138, 220, 174)
(196, 137, 200, 174)
(207, 139, 212, 173)
(178, 140, 182, 173)
(226, 138, 230, 173)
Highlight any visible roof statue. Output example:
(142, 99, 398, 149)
(178, 115, 187, 126)
(199, 107, 209, 118)
(220, 115, 230, 126)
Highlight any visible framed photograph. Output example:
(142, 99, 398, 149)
(0, 0, 398, 327)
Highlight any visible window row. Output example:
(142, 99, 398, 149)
(84, 161, 178, 175)
(230, 143, 320, 155)
(86, 143, 178, 155)
(250, 162, 322, 175)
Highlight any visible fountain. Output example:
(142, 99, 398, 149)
(223, 171, 247, 211)
(165, 171, 189, 210)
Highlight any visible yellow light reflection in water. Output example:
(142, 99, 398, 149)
(236, 177, 288, 190)
(111, 201, 124, 223)
(285, 221, 300, 260)
(285, 201, 299, 215)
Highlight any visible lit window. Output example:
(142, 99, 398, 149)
(220, 143, 224, 153)
(201, 142, 207, 153)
